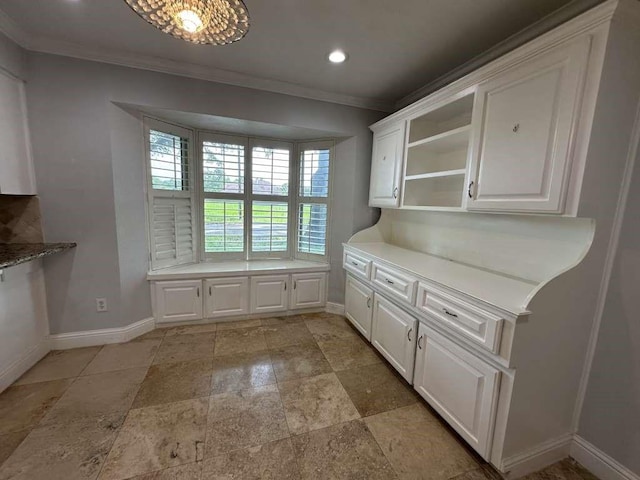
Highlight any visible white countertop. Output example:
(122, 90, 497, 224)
(147, 259, 330, 280)
(346, 242, 536, 316)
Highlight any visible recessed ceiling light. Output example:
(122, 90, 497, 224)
(328, 50, 347, 64)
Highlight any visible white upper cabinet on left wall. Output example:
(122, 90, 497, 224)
(0, 71, 36, 195)
(369, 122, 406, 208)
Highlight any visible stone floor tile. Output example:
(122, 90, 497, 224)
(292, 419, 397, 480)
(99, 398, 208, 480)
(317, 335, 382, 371)
(164, 324, 218, 336)
(365, 403, 479, 480)
(201, 438, 299, 480)
(132, 359, 213, 408)
(0, 416, 121, 480)
(216, 319, 262, 331)
(270, 342, 332, 382)
(0, 430, 29, 467)
(205, 385, 289, 457)
(263, 322, 315, 349)
(82, 339, 161, 375)
(336, 362, 418, 417)
(214, 326, 268, 357)
(261, 315, 305, 326)
(450, 467, 500, 480)
(304, 315, 360, 342)
(133, 329, 167, 341)
(128, 462, 202, 480)
(153, 333, 216, 365)
(278, 372, 360, 435)
(0, 379, 73, 435)
(210, 351, 275, 394)
(523, 458, 600, 480)
(42, 367, 147, 425)
(15, 347, 101, 385)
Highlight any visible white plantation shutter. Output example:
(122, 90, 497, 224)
(296, 141, 333, 260)
(145, 118, 196, 270)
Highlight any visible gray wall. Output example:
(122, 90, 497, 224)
(578, 153, 640, 475)
(25, 52, 382, 334)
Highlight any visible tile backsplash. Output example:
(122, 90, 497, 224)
(0, 195, 44, 243)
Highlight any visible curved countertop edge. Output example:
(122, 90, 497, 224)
(0, 243, 77, 269)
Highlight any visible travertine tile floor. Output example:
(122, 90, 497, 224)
(0, 312, 599, 480)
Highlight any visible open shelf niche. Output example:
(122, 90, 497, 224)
(403, 93, 474, 208)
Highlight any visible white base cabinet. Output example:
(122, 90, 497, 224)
(413, 323, 500, 460)
(371, 294, 417, 383)
(205, 277, 249, 318)
(290, 273, 326, 309)
(154, 280, 203, 324)
(344, 275, 373, 340)
(250, 275, 289, 314)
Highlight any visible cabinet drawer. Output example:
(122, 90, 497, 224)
(417, 285, 503, 353)
(371, 263, 417, 304)
(343, 251, 371, 280)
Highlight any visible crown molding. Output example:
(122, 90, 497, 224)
(395, 0, 610, 110)
(0, 5, 393, 114)
(0, 7, 30, 48)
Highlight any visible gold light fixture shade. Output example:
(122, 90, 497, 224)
(124, 0, 250, 45)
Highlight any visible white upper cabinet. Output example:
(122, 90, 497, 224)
(369, 122, 406, 208)
(0, 72, 36, 195)
(466, 38, 591, 213)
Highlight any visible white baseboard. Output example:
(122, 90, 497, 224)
(0, 340, 50, 392)
(501, 434, 574, 479)
(326, 302, 345, 315)
(571, 436, 639, 480)
(49, 317, 155, 350)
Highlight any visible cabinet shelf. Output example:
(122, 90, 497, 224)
(407, 125, 471, 152)
(405, 169, 466, 181)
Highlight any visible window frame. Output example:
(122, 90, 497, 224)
(143, 117, 197, 270)
(295, 140, 334, 262)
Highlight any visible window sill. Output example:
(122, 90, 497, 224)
(147, 259, 330, 281)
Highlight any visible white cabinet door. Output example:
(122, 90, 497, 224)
(369, 123, 406, 208)
(414, 323, 500, 459)
(154, 280, 203, 324)
(290, 273, 326, 309)
(0, 72, 36, 195)
(371, 294, 417, 382)
(250, 275, 289, 314)
(467, 38, 591, 213)
(344, 275, 374, 340)
(205, 277, 249, 318)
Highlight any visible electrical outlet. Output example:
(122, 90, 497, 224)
(96, 298, 108, 312)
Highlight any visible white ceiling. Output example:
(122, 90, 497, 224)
(0, 0, 600, 111)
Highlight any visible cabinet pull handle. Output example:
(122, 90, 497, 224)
(393, 187, 398, 199)
(418, 335, 424, 350)
(197, 287, 200, 298)
(443, 308, 458, 318)
(294, 281, 297, 290)
(284, 282, 287, 291)
(407, 328, 412, 342)
(351, 261, 359, 266)
(385, 278, 394, 285)
(367, 297, 371, 308)
(513, 123, 520, 133)
(468, 181, 474, 199)
(209, 286, 212, 296)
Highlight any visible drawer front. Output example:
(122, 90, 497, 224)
(343, 250, 371, 280)
(417, 285, 503, 353)
(371, 263, 417, 304)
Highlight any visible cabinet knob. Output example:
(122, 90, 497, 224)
(393, 187, 398, 199)
(407, 328, 413, 342)
(367, 297, 372, 308)
(468, 181, 474, 199)
(418, 335, 424, 350)
(513, 123, 520, 133)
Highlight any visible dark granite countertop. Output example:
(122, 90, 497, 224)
(0, 243, 77, 269)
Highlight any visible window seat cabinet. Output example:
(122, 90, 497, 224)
(148, 262, 328, 324)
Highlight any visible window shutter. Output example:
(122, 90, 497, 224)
(145, 118, 196, 270)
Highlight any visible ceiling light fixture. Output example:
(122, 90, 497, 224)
(124, 0, 250, 45)
(328, 50, 347, 63)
